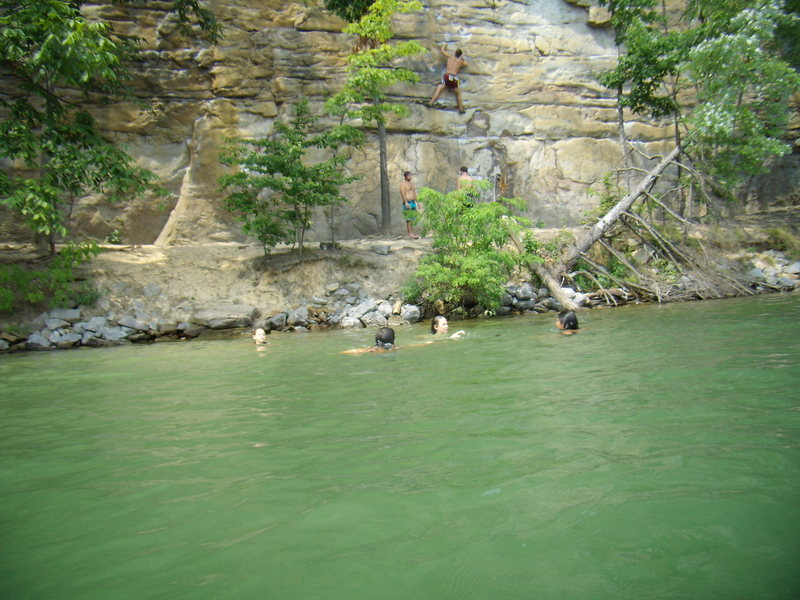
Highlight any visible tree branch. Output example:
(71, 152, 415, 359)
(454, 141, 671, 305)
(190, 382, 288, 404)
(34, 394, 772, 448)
(556, 145, 681, 273)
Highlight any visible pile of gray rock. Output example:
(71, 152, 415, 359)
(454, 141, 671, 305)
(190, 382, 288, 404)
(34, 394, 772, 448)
(255, 280, 422, 333)
(742, 250, 800, 290)
(0, 306, 205, 352)
(0, 280, 423, 353)
(16, 252, 800, 353)
(495, 282, 589, 315)
(0, 278, 575, 353)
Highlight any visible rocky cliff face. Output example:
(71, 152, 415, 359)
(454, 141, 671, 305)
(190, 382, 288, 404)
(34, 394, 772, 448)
(4, 0, 798, 246)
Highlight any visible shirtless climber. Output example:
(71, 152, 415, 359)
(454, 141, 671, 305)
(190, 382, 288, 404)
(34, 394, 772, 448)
(429, 42, 469, 113)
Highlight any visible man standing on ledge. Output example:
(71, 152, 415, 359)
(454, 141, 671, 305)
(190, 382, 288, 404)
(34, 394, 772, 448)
(400, 171, 419, 239)
(457, 166, 474, 191)
(429, 42, 469, 113)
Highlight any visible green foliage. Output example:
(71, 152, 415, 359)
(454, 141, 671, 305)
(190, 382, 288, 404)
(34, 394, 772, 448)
(608, 256, 630, 280)
(0, 241, 102, 313)
(599, 0, 800, 193)
(164, 0, 224, 42)
(601, 0, 660, 43)
(573, 259, 598, 291)
(651, 258, 680, 283)
(599, 17, 684, 118)
(406, 182, 533, 311)
(0, 0, 219, 248)
(401, 276, 425, 304)
(683, 1, 800, 187)
(105, 229, 122, 244)
(326, 0, 425, 126)
(522, 231, 541, 254)
(220, 99, 363, 254)
(324, 0, 374, 23)
(325, 0, 425, 234)
(775, 0, 800, 67)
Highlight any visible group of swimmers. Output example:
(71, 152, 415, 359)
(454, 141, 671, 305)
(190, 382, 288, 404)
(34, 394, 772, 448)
(340, 315, 465, 354)
(252, 311, 580, 349)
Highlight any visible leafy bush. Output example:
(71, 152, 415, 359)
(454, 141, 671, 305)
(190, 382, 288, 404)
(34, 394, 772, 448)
(220, 99, 363, 254)
(406, 182, 532, 312)
(0, 241, 102, 314)
(105, 229, 122, 244)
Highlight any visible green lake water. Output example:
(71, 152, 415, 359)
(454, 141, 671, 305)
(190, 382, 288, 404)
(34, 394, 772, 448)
(1, 294, 799, 599)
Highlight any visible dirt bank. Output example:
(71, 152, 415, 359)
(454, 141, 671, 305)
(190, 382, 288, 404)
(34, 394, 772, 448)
(79, 237, 436, 320)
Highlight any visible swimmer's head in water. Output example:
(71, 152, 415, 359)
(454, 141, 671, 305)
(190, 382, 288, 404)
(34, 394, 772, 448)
(253, 328, 268, 343)
(375, 327, 395, 349)
(431, 315, 449, 334)
(556, 310, 579, 330)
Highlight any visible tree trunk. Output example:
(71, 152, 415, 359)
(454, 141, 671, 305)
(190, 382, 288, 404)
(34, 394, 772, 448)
(378, 121, 391, 236)
(532, 263, 580, 311)
(501, 215, 580, 311)
(530, 145, 681, 309)
(556, 145, 681, 273)
(615, 85, 633, 190)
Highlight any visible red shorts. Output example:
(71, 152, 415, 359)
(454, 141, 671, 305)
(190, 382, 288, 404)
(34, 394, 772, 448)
(442, 73, 460, 89)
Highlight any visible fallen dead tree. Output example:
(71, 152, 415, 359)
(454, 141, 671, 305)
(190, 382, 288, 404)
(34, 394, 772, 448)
(528, 145, 759, 309)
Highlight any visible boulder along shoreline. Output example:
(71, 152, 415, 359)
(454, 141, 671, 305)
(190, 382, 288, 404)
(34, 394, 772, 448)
(1, 229, 799, 354)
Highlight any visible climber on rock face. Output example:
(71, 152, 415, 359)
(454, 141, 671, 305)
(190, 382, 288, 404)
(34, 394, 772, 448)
(429, 42, 468, 113)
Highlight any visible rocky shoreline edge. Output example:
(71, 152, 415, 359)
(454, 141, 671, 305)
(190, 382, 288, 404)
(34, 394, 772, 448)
(0, 278, 574, 353)
(2, 245, 799, 354)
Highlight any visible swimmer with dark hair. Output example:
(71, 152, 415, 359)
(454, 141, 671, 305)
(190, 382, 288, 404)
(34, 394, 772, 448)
(374, 327, 395, 349)
(253, 328, 268, 344)
(555, 310, 579, 335)
(341, 327, 399, 354)
(431, 315, 465, 339)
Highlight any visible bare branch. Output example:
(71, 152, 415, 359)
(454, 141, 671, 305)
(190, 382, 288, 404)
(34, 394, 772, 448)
(556, 145, 681, 273)
(597, 237, 649, 282)
(640, 190, 694, 225)
(622, 211, 691, 269)
(568, 269, 619, 305)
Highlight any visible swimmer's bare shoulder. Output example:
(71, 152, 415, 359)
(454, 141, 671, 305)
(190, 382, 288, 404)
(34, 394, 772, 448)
(341, 347, 371, 355)
(341, 346, 401, 355)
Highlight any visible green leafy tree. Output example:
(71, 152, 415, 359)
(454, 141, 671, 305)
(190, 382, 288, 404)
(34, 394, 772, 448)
(405, 182, 534, 313)
(219, 99, 363, 254)
(325, 0, 425, 235)
(0, 0, 221, 255)
(323, 0, 374, 24)
(166, 0, 223, 41)
(0, 0, 220, 312)
(599, 0, 800, 196)
(776, 0, 800, 68)
(1, 0, 149, 253)
(0, 240, 102, 313)
(683, 1, 800, 188)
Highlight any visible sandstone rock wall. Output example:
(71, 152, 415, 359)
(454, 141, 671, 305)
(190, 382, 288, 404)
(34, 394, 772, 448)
(3, 0, 797, 246)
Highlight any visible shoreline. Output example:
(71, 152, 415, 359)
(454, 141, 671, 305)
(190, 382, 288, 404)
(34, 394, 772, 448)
(2, 228, 799, 354)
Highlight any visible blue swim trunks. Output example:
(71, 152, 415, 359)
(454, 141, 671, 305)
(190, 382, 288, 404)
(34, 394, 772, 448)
(403, 201, 418, 221)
